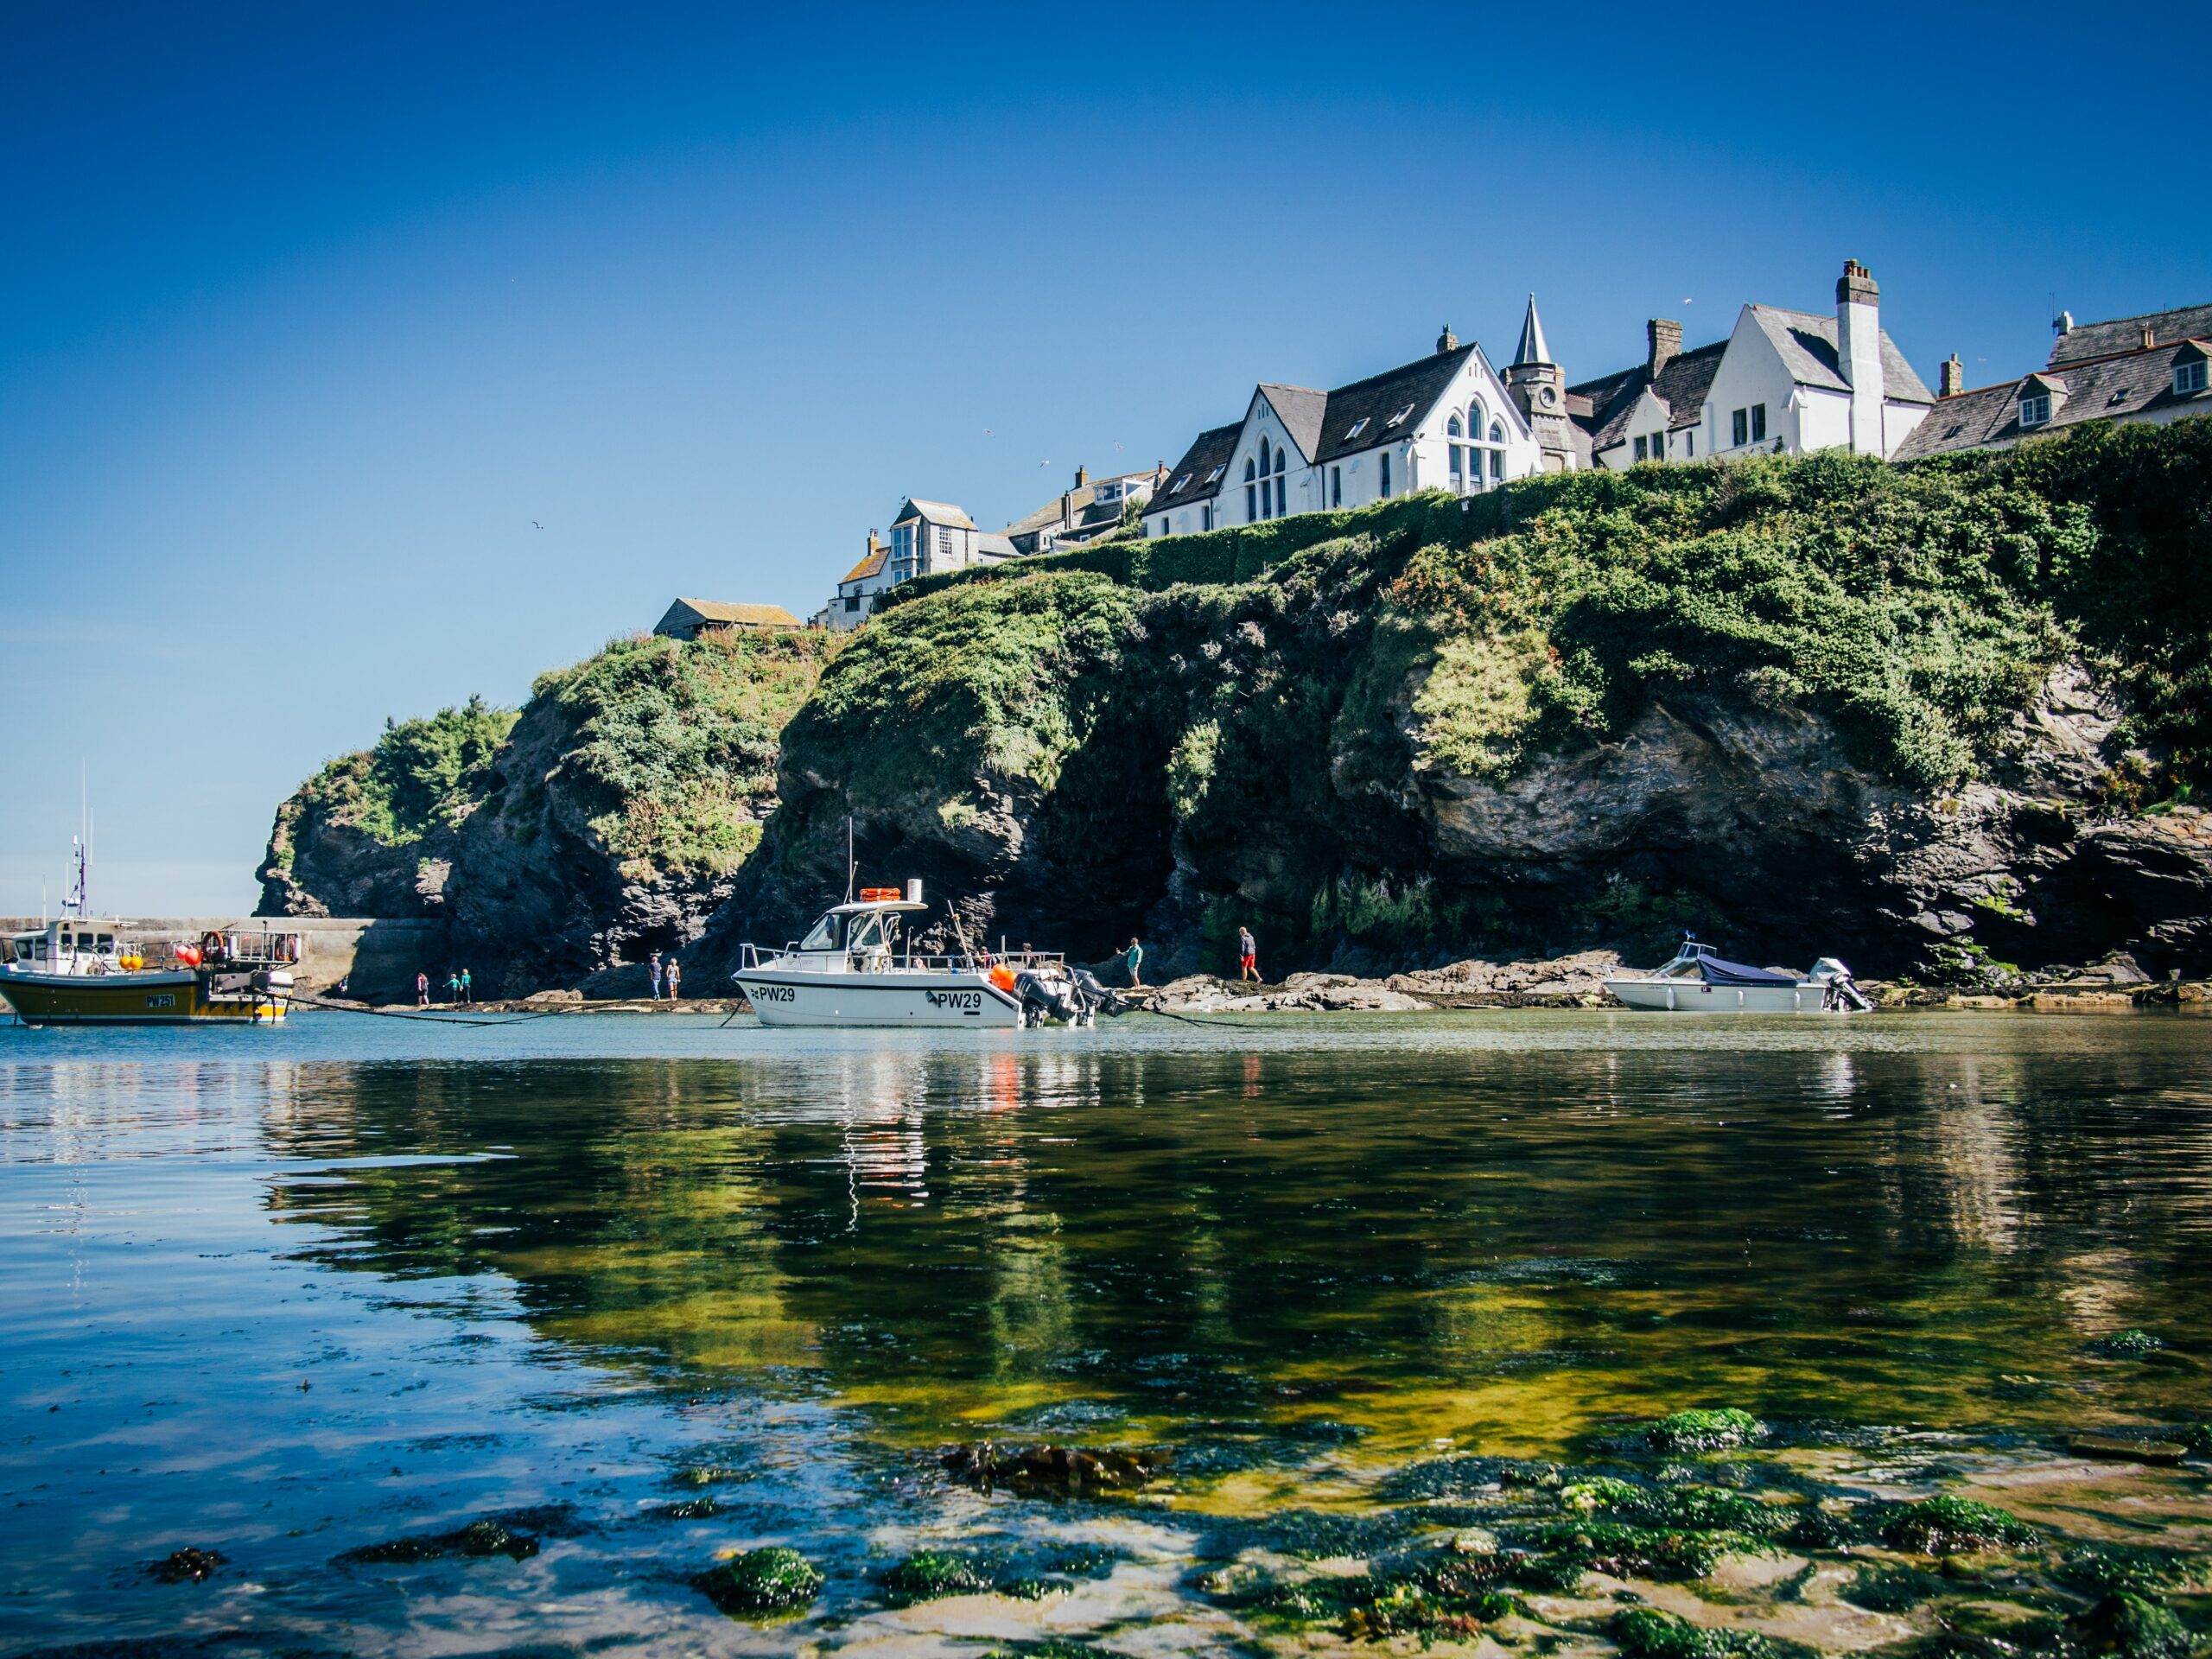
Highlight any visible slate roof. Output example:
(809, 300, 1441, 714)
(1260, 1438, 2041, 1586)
(1567, 339, 1728, 453)
(891, 498, 978, 531)
(1155, 423, 1243, 507)
(1312, 343, 1484, 465)
(1745, 306, 1933, 404)
(2050, 302, 2212, 367)
(1258, 384, 1329, 460)
(1891, 338, 2212, 461)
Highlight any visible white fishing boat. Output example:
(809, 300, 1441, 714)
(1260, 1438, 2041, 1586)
(731, 881, 1117, 1029)
(1605, 935, 1871, 1014)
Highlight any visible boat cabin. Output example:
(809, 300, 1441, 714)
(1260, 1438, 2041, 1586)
(789, 899, 931, 974)
(3, 921, 122, 972)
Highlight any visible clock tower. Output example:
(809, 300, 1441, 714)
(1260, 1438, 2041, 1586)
(1503, 295, 1577, 470)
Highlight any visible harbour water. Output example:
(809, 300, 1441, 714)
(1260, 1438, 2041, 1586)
(3, 1010, 2209, 1655)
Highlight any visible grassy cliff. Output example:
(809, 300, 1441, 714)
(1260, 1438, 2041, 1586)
(722, 420, 2212, 979)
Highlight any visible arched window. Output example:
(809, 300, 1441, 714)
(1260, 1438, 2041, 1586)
(1489, 420, 1506, 481)
(1272, 444, 1287, 518)
(1244, 457, 1257, 522)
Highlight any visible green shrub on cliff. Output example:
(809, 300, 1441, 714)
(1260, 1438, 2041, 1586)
(785, 570, 1137, 806)
(292, 695, 519, 849)
(532, 628, 836, 880)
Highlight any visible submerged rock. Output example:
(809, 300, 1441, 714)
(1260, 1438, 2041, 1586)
(338, 1513, 543, 1566)
(2069, 1433, 2189, 1465)
(148, 1547, 226, 1584)
(940, 1440, 1168, 1493)
(2089, 1329, 2166, 1358)
(1611, 1606, 1808, 1659)
(692, 1546, 824, 1616)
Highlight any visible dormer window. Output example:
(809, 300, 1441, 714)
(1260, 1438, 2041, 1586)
(2019, 392, 2051, 427)
(2177, 359, 2209, 397)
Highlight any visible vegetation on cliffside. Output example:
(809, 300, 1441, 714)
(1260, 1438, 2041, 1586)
(522, 628, 836, 881)
(274, 696, 519, 863)
(734, 419, 2212, 976)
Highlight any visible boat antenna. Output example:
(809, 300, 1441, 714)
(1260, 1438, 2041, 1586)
(844, 816, 855, 904)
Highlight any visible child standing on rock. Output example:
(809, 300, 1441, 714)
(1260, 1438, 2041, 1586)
(664, 957, 682, 1002)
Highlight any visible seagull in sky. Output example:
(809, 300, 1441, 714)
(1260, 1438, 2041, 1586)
(532, 520, 544, 530)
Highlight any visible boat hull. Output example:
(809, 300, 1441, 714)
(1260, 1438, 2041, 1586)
(1606, 978, 1853, 1013)
(0, 969, 287, 1026)
(732, 968, 1023, 1027)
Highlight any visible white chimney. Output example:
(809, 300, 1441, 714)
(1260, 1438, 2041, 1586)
(1836, 259, 1885, 455)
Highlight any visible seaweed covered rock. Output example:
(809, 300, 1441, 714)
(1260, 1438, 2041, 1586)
(2068, 1593, 2195, 1659)
(693, 1546, 823, 1616)
(148, 1548, 226, 1584)
(1638, 1408, 1768, 1452)
(940, 1440, 1167, 1494)
(1611, 1607, 1808, 1659)
(1879, 1496, 2041, 1555)
(881, 1549, 996, 1605)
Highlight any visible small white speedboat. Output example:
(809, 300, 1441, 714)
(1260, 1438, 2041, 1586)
(730, 883, 1116, 1028)
(1605, 936, 1871, 1014)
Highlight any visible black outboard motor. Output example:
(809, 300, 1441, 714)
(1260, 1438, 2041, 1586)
(1069, 967, 1128, 1018)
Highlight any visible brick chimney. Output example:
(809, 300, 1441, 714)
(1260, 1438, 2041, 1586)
(1437, 323, 1459, 354)
(1939, 354, 1964, 397)
(1075, 464, 1089, 487)
(1647, 318, 1682, 377)
(1836, 259, 1885, 454)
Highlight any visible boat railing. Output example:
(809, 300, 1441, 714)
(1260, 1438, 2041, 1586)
(738, 942, 1066, 974)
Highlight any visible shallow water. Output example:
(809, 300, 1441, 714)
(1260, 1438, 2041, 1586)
(3, 1009, 2209, 1654)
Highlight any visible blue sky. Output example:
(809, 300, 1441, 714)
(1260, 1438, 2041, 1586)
(3, 1, 2206, 915)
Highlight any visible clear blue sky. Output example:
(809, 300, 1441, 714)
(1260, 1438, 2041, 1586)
(3, 2, 2205, 916)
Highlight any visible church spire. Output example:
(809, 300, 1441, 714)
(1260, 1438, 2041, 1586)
(1512, 294, 1553, 368)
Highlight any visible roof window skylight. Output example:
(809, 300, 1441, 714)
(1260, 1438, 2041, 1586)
(1385, 403, 1415, 427)
(1204, 465, 1224, 485)
(1344, 416, 1370, 439)
(1170, 475, 1189, 493)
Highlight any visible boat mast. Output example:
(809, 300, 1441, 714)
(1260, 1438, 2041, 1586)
(844, 816, 855, 905)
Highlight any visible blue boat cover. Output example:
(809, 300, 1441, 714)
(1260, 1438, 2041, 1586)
(1696, 955, 1799, 987)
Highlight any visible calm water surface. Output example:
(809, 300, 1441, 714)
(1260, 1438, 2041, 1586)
(3, 1010, 2209, 1654)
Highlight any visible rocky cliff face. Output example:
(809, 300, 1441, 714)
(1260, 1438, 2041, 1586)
(269, 424, 2212, 995)
(259, 630, 835, 995)
(690, 427, 2212, 986)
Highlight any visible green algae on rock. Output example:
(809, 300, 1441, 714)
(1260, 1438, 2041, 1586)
(338, 1515, 543, 1565)
(1639, 1409, 1768, 1452)
(2091, 1329, 2167, 1358)
(1515, 1521, 1761, 1582)
(881, 1548, 997, 1605)
(692, 1546, 824, 1616)
(1878, 1496, 2042, 1554)
(1611, 1606, 1811, 1659)
(2068, 1592, 2196, 1659)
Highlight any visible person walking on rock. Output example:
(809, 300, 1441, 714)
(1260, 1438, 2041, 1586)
(649, 950, 664, 1001)
(416, 970, 429, 1007)
(458, 967, 472, 1005)
(1237, 925, 1258, 983)
(1124, 937, 1144, 988)
(664, 957, 682, 1002)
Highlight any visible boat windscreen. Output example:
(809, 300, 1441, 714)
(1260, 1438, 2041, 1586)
(798, 912, 846, 951)
(1696, 956, 1800, 987)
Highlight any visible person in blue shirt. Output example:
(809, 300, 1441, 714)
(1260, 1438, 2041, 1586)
(1124, 937, 1144, 987)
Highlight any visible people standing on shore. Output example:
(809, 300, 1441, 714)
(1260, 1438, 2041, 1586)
(1125, 937, 1144, 987)
(416, 970, 429, 1007)
(664, 957, 681, 1002)
(458, 967, 472, 1004)
(649, 950, 664, 1001)
(1237, 925, 1258, 983)
(444, 969, 461, 1003)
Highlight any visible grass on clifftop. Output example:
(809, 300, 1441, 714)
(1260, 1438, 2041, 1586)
(285, 696, 519, 854)
(531, 628, 837, 880)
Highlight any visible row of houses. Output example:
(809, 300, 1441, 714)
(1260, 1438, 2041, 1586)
(654, 264, 2210, 645)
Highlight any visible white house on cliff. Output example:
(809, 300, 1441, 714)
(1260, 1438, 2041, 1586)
(1569, 261, 1934, 467)
(1146, 305, 1580, 540)
(817, 497, 1016, 630)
